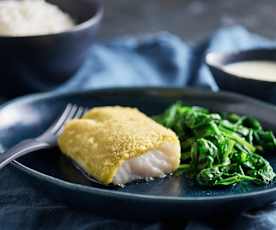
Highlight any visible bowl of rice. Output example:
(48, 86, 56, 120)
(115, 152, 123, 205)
(0, 0, 103, 96)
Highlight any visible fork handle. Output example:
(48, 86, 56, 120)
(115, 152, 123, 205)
(0, 139, 50, 169)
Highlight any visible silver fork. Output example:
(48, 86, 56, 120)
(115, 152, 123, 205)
(0, 104, 87, 169)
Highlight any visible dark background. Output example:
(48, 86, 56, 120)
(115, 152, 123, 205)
(98, 0, 276, 42)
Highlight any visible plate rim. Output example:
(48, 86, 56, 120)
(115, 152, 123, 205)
(2, 86, 276, 202)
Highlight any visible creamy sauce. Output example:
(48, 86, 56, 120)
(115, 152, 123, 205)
(0, 0, 75, 36)
(223, 61, 276, 82)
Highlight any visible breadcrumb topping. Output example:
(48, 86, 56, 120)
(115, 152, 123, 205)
(58, 106, 180, 184)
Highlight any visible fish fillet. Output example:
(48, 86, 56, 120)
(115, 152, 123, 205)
(58, 106, 181, 185)
(113, 143, 180, 185)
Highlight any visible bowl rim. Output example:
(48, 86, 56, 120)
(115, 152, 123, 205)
(205, 49, 276, 85)
(0, 0, 104, 39)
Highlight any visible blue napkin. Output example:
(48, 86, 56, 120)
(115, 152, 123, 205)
(2, 26, 276, 230)
(54, 33, 195, 92)
(54, 25, 275, 95)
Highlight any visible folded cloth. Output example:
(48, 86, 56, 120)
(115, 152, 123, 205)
(54, 32, 196, 91)
(1, 26, 276, 230)
(53, 25, 275, 95)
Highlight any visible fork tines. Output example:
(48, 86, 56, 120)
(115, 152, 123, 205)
(50, 104, 88, 135)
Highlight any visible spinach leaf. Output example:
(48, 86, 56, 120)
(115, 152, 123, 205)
(155, 102, 276, 187)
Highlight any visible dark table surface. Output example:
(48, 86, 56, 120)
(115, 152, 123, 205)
(98, 0, 276, 43)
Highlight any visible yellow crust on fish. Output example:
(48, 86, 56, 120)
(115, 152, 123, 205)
(58, 106, 180, 185)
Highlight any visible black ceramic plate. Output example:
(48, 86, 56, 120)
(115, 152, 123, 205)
(1, 87, 276, 219)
